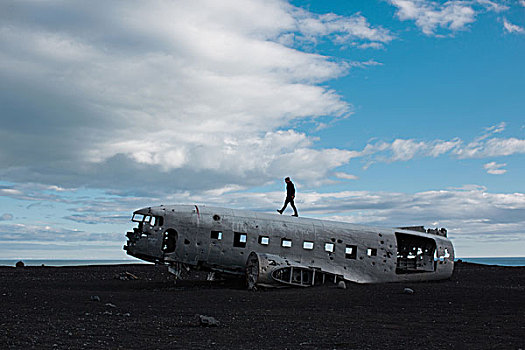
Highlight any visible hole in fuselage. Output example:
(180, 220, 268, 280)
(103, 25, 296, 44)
(162, 229, 177, 253)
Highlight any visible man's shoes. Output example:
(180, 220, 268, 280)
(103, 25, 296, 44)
(292, 214, 298, 217)
(277, 210, 283, 214)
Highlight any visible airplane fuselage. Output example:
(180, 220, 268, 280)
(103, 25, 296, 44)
(124, 205, 454, 286)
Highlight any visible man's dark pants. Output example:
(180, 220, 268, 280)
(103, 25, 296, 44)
(281, 197, 298, 216)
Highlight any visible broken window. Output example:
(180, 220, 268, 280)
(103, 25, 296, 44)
(233, 232, 247, 248)
(259, 236, 269, 245)
(132, 213, 163, 226)
(345, 245, 357, 259)
(210, 231, 222, 240)
(436, 247, 452, 262)
(367, 248, 377, 257)
(132, 213, 144, 222)
(395, 232, 436, 274)
(324, 242, 334, 253)
(303, 241, 314, 250)
(281, 238, 292, 248)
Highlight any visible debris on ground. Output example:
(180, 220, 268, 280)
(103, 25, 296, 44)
(197, 314, 220, 327)
(114, 272, 139, 280)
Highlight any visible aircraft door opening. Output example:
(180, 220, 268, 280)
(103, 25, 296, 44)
(162, 229, 177, 253)
(395, 232, 436, 274)
(208, 230, 225, 265)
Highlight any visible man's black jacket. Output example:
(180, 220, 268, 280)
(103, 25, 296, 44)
(286, 181, 295, 199)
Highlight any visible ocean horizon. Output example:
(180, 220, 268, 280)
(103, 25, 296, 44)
(0, 257, 524, 267)
(457, 257, 525, 267)
(0, 259, 149, 267)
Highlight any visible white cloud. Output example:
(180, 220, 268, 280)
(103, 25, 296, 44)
(64, 214, 130, 225)
(483, 161, 507, 175)
(348, 59, 384, 68)
(455, 137, 525, 158)
(0, 0, 393, 191)
(388, 0, 477, 35)
(356, 42, 385, 49)
(0, 213, 13, 221)
(483, 121, 506, 137)
(334, 172, 359, 180)
(0, 223, 78, 241)
(475, 0, 508, 13)
(293, 9, 394, 45)
(427, 139, 462, 157)
(390, 139, 429, 161)
(0, 184, 73, 203)
(45, 185, 73, 192)
(520, 0, 525, 7)
(0, 188, 22, 196)
(354, 138, 462, 163)
(449, 122, 525, 159)
(503, 18, 525, 34)
(388, 0, 509, 36)
(350, 123, 524, 168)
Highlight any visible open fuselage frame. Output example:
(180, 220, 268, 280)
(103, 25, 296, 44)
(125, 205, 454, 286)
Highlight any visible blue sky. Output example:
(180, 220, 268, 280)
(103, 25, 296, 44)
(0, 0, 524, 259)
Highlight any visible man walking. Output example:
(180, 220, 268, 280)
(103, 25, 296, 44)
(277, 177, 298, 217)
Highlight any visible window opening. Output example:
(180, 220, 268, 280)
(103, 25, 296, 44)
(281, 238, 292, 248)
(233, 232, 247, 248)
(367, 248, 377, 257)
(303, 241, 314, 250)
(132, 213, 144, 222)
(143, 215, 151, 224)
(324, 243, 334, 253)
(210, 231, 222, 240)
(345, 245, 357, 259)
(259, 236, 269, 245)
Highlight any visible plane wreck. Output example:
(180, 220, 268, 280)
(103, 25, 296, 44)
(124, 205, 454, 288)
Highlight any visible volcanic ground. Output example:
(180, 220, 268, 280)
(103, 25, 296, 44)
(1, 261, 523, 349)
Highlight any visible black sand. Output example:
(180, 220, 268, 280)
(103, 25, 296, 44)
(1, 262, 523, 349)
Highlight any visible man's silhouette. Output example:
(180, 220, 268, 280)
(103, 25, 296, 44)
(277, 177, 298, 217)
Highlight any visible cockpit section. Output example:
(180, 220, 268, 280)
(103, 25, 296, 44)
(124, 210, 166, 263)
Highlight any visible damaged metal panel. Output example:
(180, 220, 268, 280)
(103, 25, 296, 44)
(124, 205, 455, 288)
